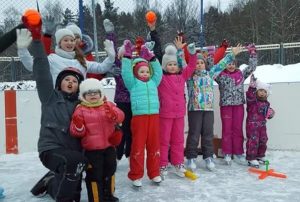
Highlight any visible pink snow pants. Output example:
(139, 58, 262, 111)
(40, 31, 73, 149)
(220, 105, 245, 155)
(159, 117, 185, 167)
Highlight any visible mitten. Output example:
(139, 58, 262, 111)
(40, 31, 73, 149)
(187, 43, 196, 55)
(220, 39, 229, 49)
(16, 29, 32, 49)
(43, 15, 56, 35)
(140, 45, 155, 61)
(109, 126, 123, 146)
(145, 41, 155, 51)
(246, 43, 257, 58)
(123, 40, 133, 58)
(73, 115, 84, 131)
(103, 19, 114, 33)
(21, 10, 42, 40)
(104, 39, 115, 60)
(249, 74, 257, 88)
(266, 108, 275, 119)
(104, 104, 117, 120)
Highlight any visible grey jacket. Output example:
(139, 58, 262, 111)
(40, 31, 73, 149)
(31, 41, 81, 154)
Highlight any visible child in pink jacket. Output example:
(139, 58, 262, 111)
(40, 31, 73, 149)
(158, 37, 197, 178)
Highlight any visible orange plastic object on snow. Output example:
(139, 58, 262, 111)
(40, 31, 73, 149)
(248, 160, 287, 180)
(23, 9, 41, 25)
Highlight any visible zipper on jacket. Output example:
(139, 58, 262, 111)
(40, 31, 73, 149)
(146, 83, 150, 113)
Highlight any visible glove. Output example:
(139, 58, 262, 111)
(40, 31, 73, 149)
(16, 29, 32, 49)
(103, 19, 114, 33)
(73, 115, 84, 130)
(145, 41, 155, 51)
(266, 108, 275, 119)
(43, 15, 56, 35)
(220, 39, 229, 49)
(249, 74, 257, 88)
(104, 39, 116, 60)
(104, 104, 117, 121)
(140, 45, 155, 61)
(22, 10, 42, 40)
(246, 43, 257, 58)
(109, 125, 123, 146)
(123, 40, 133, 58)
(187, 43, 196, 55)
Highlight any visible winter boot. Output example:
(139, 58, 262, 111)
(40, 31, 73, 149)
(205, 157, 215, 171)
(233, 154, 248, 166)
(30, 171, 55, 197)
(132, 179, 142, 187)
(186, 158, 197, 171)
(151, 176, 162, 184)
(103, 176, 119, 202)
(248, 160, 260, 168)
(174, 164, 186, 178)
(160, 166, 168, 179)
(224, 154, 232, 165)
(257, 157, 267, 165)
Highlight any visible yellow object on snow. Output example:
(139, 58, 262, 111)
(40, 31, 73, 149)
(184, 170, 199, 180)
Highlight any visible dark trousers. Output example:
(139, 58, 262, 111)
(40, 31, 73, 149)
(116, 102, 132, 160)
(39, 149, 88, 202)
(85, 147, 117, 202)
(185, 111, 214, 159)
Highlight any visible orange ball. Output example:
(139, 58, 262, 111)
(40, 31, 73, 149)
(24, 9, 41, 25)
(145, 11, 157, 23)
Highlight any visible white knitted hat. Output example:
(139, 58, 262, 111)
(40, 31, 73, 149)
(55, 28, 75, 45)
(256, 80, 271, 96)
(66, 24, 82, 39)
(161, 44, 177, 71)
(79, 78, 104, 102)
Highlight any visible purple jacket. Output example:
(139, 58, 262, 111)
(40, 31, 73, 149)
(246, 86, 270, 122)
(158, 53, 197, 118)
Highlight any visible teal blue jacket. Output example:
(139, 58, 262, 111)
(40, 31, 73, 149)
(121, 57, 162, 115)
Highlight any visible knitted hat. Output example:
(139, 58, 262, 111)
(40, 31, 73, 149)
(79, 78, 104, 102)
(55, 28, 75, 45)
(55, 67, 84, 90)
(66, 24, 82, 39)
(196, 52, 208, 69)
(256, 80, 271, 96)
(132, 58, 150, 80)
(162, 44, 177, 71)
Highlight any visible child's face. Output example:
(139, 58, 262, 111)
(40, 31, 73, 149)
(256, 89, 267, 100)
(138, 66, 150, 80)
(226, 62, 236, 72)
(60, 36, 76, 52)
(166, 61, 179, 73)
(60, 75, 79, 94)
(196, 59, 206, 70)
(84, 91, 101, 103)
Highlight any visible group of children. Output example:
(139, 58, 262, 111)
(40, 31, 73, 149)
(0, 8, 275, 201)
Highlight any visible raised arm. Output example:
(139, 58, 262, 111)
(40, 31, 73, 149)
(181, 43, 197, 80)
(0, 24, 25, 53)
(121, 40, 135, 90)
(242, 44, 258, 79)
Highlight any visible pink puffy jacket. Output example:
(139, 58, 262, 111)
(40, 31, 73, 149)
(70, 101, 124, 150)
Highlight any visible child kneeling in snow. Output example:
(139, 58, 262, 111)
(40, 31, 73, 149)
(70, 78, 124, 201)
(246, 75, 275, 168)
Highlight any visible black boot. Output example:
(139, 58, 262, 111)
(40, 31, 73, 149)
(103, 176, 119, 202)
(30, 171, 55, 196)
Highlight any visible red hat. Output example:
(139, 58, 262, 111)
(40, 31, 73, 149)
(133, 61, 148, 78)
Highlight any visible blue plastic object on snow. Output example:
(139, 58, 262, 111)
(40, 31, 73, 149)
(0, 186, 5, 199)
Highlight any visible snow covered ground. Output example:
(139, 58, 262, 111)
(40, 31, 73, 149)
(0, 150, 299, 202)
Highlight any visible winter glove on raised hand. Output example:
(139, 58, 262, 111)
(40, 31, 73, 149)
(109, 125, 123, 146)
(145, 41, 155, 51)
(103, 19, 114, 33)
(104, 104, 117, 121)
(123, 40, 133, 58)
(266, 108, 275, 119)
(21, 10, 42, 40)
(246, 43, 257, 58)
(43, 15, 56, 35)
(104, 39, 116, 60)
(16, 29, 32, 49)
(249, 74, 257, 88)
(187, 43, 196, 55)
(140, 45, 155, 61)
(73, 115, 84, 131)
(220, 39, 229, 49)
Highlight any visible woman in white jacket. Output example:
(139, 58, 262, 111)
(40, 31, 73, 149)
(17, 27, 115, 86)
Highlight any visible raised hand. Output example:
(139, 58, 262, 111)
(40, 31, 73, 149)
(145, 41, 155, 51)
(21, 9, 42, 40)
(174, 36, 186, 50)
(187, 43, 196, 55)
(231, 43, 243, 56)
(246, 43, 257, 58)
(123, 40, 133, 58)
(43, 15, 56, 35)
(16, 29, 32, 49)
(103, 19, 114, 33)
(249, 74, 257, 88)
(140, 45, 155, 61)
(104, 39, 115, 60)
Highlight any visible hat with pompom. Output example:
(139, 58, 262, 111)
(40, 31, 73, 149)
(162, 44, 177, 70)
(66, 23, 82, 39)
(256, 80, 271, 96)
